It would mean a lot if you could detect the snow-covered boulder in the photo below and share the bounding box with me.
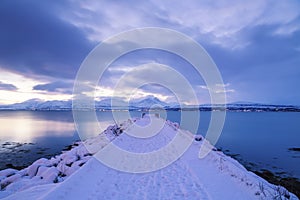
[0,116,298,200]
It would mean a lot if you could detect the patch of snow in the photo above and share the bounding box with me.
[0,117,298,200]
[0,120,124,199]
[0,169,17,178]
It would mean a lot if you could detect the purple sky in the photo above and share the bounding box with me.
[0,0,299,105]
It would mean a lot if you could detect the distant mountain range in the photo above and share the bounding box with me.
[0,96,179,111]
[0,97,299,112]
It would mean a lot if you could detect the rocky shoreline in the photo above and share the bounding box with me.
[221,150,300,198]
[1,145,299,199]
[0,122,299,199]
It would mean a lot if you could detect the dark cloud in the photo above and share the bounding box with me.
[202,24,300,104]
[0,0,300,105]
[0,0,94,79]
[0,81,18,91]
[33,81,73,94]
[105,48,205,85]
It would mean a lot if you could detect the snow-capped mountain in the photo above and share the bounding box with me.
[0,96,176,110]
[129,96,169,108]
[0,98,299,111]
[0,99,72,110]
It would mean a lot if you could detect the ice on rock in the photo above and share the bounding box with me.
[71,157,89,168]
[0,121,124,198]
[0,169,17,177]
[26,165,39,178]
[173,122,180,129]
[4,178,33,193]
[33,158,51,166]
[17,169,27,177]
[49,157,59,166]
[195,135,203,141]
[56,162,69,176]
[0,116,299,200]
[1,174,22,188]
[0,176,5,182]
[39,167,59,182]
[60,152,78,166]
[65,165,79,177]
[27,158,53,177]
[165,120,180,131]
[74,145,89,159]
[36,166,49,177]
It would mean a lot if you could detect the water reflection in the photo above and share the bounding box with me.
[0,111,80,169]
[0,111,299,180]
[0,111,75,142]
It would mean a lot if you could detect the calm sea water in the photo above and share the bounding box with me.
[0,111,299,179]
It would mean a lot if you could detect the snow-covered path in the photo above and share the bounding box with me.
[37,156,210,200]
[40,117,211,200]
[2,116,298,199]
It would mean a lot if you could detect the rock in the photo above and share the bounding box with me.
[57,162,69,176]
[65,165,80,177]
[195,136,203,141]
[60,153,78,166]
[73,147,88,160]
[0,169,17,177]
[288,147,300,152]
[27,164,40,178]
[1,174,22,189]
[173,122,180,129]
[40,167,59,182]
[71,157,89,168]
[27,158,52,177]
[36,166,49,177]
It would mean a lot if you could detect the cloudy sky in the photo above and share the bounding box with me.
[0,0,300,105]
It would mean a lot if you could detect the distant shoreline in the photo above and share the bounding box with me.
[1,98,300,112]
[1,106,300,112]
